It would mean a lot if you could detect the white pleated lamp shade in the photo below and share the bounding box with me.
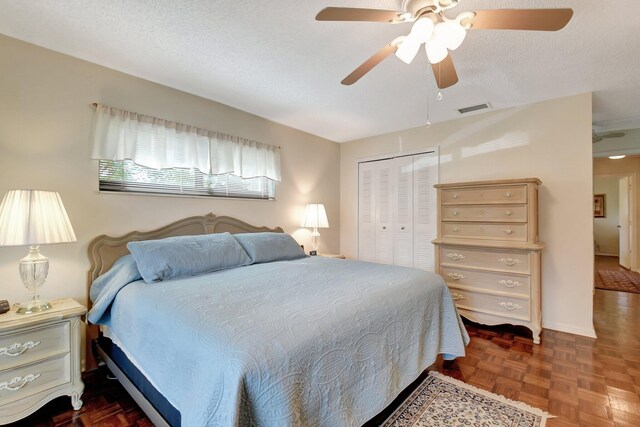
[0,190,77,246]
[301,204,329,229]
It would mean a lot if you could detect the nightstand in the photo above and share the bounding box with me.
[319,254,346,259]
[0,298,86,424]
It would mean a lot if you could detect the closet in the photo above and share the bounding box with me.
[358,151,438,271]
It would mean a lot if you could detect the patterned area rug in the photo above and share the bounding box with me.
[383,371,550,427]
[597,269,640,293]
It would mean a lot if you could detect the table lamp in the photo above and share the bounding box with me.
[0,190,76,314]
[301,203,329,253]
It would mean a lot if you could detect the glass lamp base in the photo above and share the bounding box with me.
[17,299,52,315]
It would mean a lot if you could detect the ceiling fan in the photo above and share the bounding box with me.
[593,131,626,143]
[316,0,574,89]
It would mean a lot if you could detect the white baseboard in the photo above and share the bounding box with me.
[595,252,619,257]
[542,321,597,339]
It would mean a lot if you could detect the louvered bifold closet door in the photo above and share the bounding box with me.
[393,156,414,267]
[358,162,376,262]
[413,152,438,271]
[374,161,394,265]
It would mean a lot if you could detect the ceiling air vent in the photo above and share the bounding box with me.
[458,103,492,114]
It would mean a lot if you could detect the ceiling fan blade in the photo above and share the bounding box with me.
[464,9,574,31]
[341,44,397,86]
[603,132,626,139]
[431,54,458,89]
[592,136,603,143]
[316,7,404,23]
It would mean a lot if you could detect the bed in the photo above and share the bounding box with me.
[86,213,469,426]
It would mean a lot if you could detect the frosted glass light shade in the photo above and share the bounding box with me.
[0,190,77,246]
[435,21,466,50]
[410,18,435,44]
[425,38,448,64]
[301,204,329,229]
[395,36,421,64]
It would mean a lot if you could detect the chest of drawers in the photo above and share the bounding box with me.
[433,178,544,344]
[0,298,86,424]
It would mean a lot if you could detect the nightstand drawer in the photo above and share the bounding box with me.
[0,353,70,405]
[0,322,70,369]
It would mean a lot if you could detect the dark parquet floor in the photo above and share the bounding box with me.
[11,256,640,426]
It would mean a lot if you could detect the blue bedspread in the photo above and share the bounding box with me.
[89,257,469,426]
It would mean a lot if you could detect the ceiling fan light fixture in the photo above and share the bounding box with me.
[410,17,435,43]
[395,36,421,64]
[425,38,448,64]
[435,20,466,50]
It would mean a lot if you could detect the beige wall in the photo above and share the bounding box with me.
[593,176,620,255]
[341,93,595,337]
[593,157,640,271]
[0,35,340,310]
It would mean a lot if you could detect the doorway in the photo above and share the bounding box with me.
[594,173,639,293]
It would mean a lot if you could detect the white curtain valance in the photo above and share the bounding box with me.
[91,104,281,181]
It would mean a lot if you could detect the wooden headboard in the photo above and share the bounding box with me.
[85,213,283,370]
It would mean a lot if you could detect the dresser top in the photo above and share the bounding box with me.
[0,298,86,332]
[434,177,542,188]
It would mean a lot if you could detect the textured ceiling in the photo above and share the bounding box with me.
[0,0,639,142]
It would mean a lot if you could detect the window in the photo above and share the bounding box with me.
[99,160,276,200]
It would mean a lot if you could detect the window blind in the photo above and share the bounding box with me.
[99,160,275,200]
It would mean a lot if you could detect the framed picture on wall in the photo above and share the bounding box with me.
[594,194,606,218]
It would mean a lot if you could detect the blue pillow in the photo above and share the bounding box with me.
[127,232,252,283]
[233,232,306,264]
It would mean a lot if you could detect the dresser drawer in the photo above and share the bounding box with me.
[448,288,530,321]
[0,322,70,370]
[441,267,530,295]
[442,205,527,223]
[0,354,70,405]
[439,247,530,274]
[441,185,527,205]
[442,222,527,241]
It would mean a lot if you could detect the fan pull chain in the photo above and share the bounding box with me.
[425,75,432,127]
[437,61,444,101]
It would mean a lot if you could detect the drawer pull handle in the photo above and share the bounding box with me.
[0,341,41,357]
[446,272,465,281]
[452,211,459,216]
[505,192,512,198]
[499,258,521,266]
[505,210,512,216]
[452,227,461,233]
[505,229,513,235]
[498,280,523,288]
[0,374,41,391]
[447,253,465,261]
[451,292,466,301]
[452,193,459,199]
[499,302,521,311]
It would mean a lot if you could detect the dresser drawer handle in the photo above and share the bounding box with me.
[446,272,465,281]
[499,302,521,311]
[498,280,522,288]
[452,211,459,216]
[451,292,466,301]
[447,253,465,261]
[505,229,513,235]
[452,193,459,199]
[505,192,512,198]
[452,227,461,233]
[0,374,41,391]
[498,258,521,266]
[505,210,512,216]
[0,341,41,357]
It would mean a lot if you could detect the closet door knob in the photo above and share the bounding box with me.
[382,226,387,230]
[400,226,405,230]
